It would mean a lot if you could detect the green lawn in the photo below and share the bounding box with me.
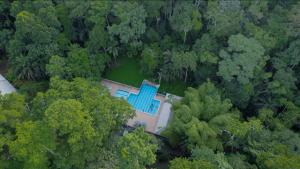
[104,57,187,96]
[104,57,150,88]
[159,80,187,96]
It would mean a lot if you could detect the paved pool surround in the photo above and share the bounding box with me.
[101,79,173,134]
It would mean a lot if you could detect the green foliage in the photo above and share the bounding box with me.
[209,113,263,139]
[44,99,95,168]
[108,1,147,46]
[169,2,202,43]
[2,1,300,168]
[227,154,257,169]
[66,46,92,78]
[8,1,59,80]
[118,128,158,169]
[273,39,300,69]
[0,1,13,55]
[171,51,198,82]
[264,5,290,47]
[287,2,300,37]
[205,0,244,37]
[46,55,67,79]
[140,44,160,75]
[47,45,109,80]
[244,22,276,53]
[247,0,268,23]
[169,157,216,169]
[192,147,233,169]
[10,121,55,169]
[0,93,25,168]
[218,34,268,84]
[164,81,232,150]
[30,77,134,168]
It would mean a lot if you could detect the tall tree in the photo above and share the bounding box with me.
[163,81,231,150]
[108,1,147,47]
[30,77,134,168]
[218,34,268,84]
[9,121,55,169]
[117,128,158,169]
[44,99,95,168]
[0,1,13,56]
[0,93,25,168]
[169,1,202,43]
[8,7,59,80]
[140,44,160,76]
[205,0,244,37]
[172,51,198,82]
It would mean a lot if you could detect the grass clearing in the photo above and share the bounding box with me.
[104,57,150,88]
[104,57,187,96]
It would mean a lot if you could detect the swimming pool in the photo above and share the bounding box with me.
[115,89,129,99]
[127,83,160,116]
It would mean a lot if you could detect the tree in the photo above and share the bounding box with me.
[66,45,91,78]
[273,39,300,70]
[9,121,55,169]
[172,51,198,82]
[259,154,300,169]
[46,45,109,80]
[244,22,277,53]
[30,77,134,168]
[169,157,216,169]
[205,0,244,37]
[192,33,219,84]
[227,154,257,169]
[247,0,268,23]
[169,158,192,169]
[142,0,164,23]
[85,1,112,58]
[192,147,233,169]
[140,44,160,76]
[222,80,254,109]
[169,1,202,43]
[209,113,263,139]
[44,99,95,168]
[108,1,147,46]
[0,0,13,56]
[8,10,59,80]
[32,77,134,130]
[46,55,68,79]
[0,93,25,168]
[287,1,300,37]
[218,34,268,84]
[117,128,158,169]
[8,1,60,80]
[163,81,231,150]
[264,5,289,47]
[276,99,300,129]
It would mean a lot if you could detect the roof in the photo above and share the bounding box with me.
[0,74,16,95]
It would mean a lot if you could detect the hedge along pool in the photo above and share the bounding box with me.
[114,83,161,116]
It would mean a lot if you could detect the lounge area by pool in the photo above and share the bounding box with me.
[114,82,160,116]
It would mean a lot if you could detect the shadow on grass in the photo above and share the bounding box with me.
[104,57,187,96]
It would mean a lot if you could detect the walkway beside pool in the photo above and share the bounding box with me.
[101,79,181,134]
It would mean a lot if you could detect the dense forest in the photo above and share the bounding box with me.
[0,0,300,169]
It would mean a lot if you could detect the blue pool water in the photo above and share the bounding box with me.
[127,83,160,116]
[114,83,161,116]
[115,89,129,99]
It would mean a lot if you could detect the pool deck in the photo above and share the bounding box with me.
[101,79,177,134]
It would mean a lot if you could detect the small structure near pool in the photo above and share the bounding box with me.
[102,79,181,135]
[0,74,16,95]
